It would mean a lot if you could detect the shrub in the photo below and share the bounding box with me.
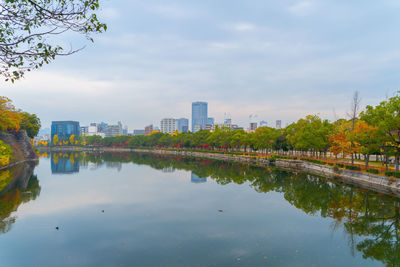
[385,171,400,178]
[301,158,327,165]
[345,165,361,171]
[336,163,344,168]
[366,168,379,174]
[328,163,334,166]
[0,140,12,167]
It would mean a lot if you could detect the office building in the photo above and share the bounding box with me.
[192,101,208,132]
[207,117,215,125]
[259,121,268,127]
[133,130,145,135]
[105,121,123,137]
[145,125,154,135]
[80,126,89,135]
[51,121,80,143]
[177,118,189,133]
[249,122,258,131]
[276,120,282,129]
[161,118,177,134]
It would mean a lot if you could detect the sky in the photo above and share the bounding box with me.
[2,0,400,130]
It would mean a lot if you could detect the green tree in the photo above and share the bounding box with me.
[361,94,400,170]
[19,112,41,138]
[0,0,106,81]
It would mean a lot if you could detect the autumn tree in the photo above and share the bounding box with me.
[0,96,22,131]
[19,112,40,138]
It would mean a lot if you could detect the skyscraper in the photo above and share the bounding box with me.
[192,101,208,132]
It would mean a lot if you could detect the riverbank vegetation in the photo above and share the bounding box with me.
[0,96,41,168]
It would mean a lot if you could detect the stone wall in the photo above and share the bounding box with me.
[0,131,38,170]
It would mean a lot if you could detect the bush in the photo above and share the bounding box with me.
[328,162,334,166]
[336,163,344,168]
[345,165,361,171]
[0,140,12,167]
[366,168,379,174]
[385,171,400,178]
[301,158,327,165]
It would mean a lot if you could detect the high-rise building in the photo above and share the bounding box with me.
[145,125,154,135]
[51,121,80,143]
[276,120,282,129]
[177,118,189,133]
[207,117,215,125]
[192,101,208,132]
[259,121,268,127]
[160,118,177,134]
[249,122,258,131]
[80,126,89,135]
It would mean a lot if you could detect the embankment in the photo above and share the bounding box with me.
[0,131,38,170]
[39,147,400,197]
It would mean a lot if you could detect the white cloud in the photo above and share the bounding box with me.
[232,23,256,32]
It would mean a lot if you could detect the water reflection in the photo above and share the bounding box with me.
[81,152,400,266]
[38,151,400,266]
[0,162,40,234]
[191,173,207,183]
[51,152,79,174]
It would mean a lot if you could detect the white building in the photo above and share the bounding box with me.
[160,118,177,134]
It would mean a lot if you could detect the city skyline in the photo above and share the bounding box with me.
[1,0,396,130]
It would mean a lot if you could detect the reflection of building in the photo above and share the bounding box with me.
[51,153,79,174]
[162,167,175,173]
[191,173,207,183]
[51,121,80,142]
[192,101,208,132]
[160,118,177,134]
[177,118,189,133]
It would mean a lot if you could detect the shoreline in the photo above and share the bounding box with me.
[39,146,400,197]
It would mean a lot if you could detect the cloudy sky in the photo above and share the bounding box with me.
[2,0,400,130]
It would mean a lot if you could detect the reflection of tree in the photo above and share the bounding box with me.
[80,152,400,267]
[0,163,40,234]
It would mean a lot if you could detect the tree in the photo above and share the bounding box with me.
[0,0,106,81]
[347,91,362,164]
[0,96,22,131]
[52,134,58,146]
[351,121,380,167]
[19,112,40,138]
[361,93,400,170]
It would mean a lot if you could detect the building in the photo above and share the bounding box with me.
[249,122,258,132]
[276,120,282,129]
[80,126,89,135]
[259,121,268,127]
[145,125,154,135]
[191,173,207,183]
[177,118,189,133]
[160,118,177,134]
[133,129,145,135]
[105,121,123,137]
[51,121,80,143]
[192,101,208,132]
[207,117,215,125]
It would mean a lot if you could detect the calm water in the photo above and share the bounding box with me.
[0,152,399,267]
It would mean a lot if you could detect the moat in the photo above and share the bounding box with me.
[0,152,399,266]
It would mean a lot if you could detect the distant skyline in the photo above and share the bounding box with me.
[2,0,399,129]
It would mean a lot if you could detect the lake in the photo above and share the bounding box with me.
[0,151,398,267]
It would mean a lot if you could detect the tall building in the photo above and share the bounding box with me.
[145,125,153,135]
[160,118,177,134]
[276,120,282,129]
[51,121,80,143]
[259,121,268,127]
[207,117,215,125]
[80,126,89,135]
[192,101,208,132]
[177,118,189,133]
[133,130,145,135]
[249,122,258,131]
